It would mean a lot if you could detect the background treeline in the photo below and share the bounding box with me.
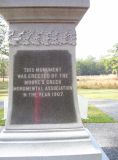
[76,56,107,75]
[0,16,8,82]
[76,45,118,89]
[76,43,118,77]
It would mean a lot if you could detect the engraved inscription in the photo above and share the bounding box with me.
[11,50,76,125]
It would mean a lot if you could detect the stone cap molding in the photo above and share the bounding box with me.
[0,0,89,8]
[0,0,89,23]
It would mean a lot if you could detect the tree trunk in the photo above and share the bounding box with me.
[2,73,4,82]
[117,70,118,78]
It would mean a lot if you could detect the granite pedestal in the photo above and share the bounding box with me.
[0,1,109,159]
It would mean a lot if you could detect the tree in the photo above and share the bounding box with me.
[103,43,118,77]
[96,60,106,75]
[0,16,9,81]
[76,56,106,76]
[0,59,8,82]
[0,16,9,57]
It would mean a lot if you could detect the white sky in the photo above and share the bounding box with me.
[76,0,118,60]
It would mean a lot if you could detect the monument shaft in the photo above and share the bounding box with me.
[0,1,107,159]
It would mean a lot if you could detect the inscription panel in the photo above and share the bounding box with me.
[11,50,76,124]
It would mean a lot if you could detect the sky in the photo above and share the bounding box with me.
[76,0,118,60]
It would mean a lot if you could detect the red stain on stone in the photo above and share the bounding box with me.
[33,91,41,123]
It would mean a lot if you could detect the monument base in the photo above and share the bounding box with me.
[0,128,109,160]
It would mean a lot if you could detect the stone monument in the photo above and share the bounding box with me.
[0,0,109,160]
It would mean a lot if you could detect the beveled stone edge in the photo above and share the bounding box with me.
[0,129,89,141]
[0,0,90,8]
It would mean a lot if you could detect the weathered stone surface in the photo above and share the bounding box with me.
[0,1,108,160]
[12,50,76,124]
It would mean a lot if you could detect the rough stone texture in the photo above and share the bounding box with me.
[9,29,76,46]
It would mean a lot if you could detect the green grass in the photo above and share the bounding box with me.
[82,105,116,123]
[78,89,118,99]
[0,82,7,125]
[0,81,8,100]
[0,108,5,126]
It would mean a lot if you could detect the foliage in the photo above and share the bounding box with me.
[82,105,116,123]
[76,43,118,76]
[0,59,8,82]
[76,55,106,76]
[102,43,118,77]
[0,17,9,81]
[0,16,9,56]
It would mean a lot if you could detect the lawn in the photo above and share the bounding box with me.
[78,89,118,99]
[82,105,116,123]
[0,81,8,100]
[0,108,5,126]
